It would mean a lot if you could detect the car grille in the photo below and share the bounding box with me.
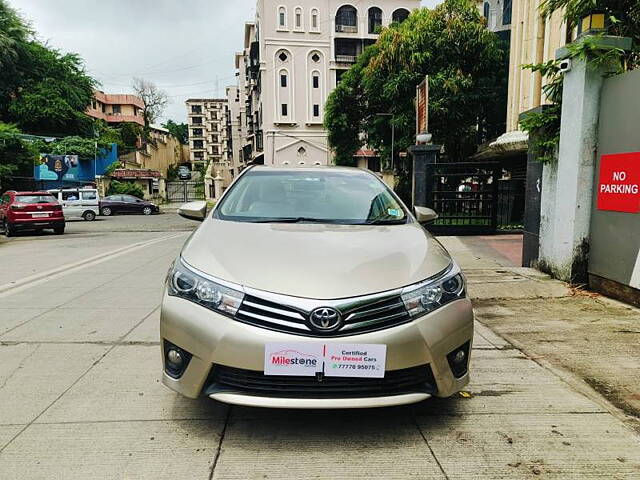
[235,290,412,337]
[204,364,436,398]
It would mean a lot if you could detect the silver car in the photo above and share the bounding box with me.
[161,166,473,408]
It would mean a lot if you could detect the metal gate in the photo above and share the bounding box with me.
[166,181,205,203]
[423,162,502,235]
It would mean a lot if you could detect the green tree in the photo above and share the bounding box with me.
[1,0,96,137]
[325,0,503,169]
[324,46,378,166]
[0,0,30,106]
[107,180,144,199]
[0,122,36,181]
[162,120,188,145]
[5,42,96,136]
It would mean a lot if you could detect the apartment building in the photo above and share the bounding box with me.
[185,98,229,166]
[86,90,145,126]
[234,1,420,166]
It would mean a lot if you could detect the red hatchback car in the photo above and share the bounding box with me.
[0,191,65,237]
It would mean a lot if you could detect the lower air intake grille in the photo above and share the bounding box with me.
[205,364,436,398]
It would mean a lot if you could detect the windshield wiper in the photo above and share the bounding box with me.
[364,218,408,225]
[250,217,340,224]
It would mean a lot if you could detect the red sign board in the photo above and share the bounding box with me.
[597,152,640,213]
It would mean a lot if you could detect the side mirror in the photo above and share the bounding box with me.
[178,201,208,222]
[414,206,438,224]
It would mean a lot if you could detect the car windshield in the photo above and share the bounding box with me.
[216,169,408,225]
[15,195,56,204]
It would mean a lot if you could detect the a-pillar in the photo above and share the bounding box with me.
[538,35,631,283]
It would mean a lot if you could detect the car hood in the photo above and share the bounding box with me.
[181,219,452,299]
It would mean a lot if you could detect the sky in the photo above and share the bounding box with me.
[8,0,439,125]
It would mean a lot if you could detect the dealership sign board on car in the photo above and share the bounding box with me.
[597,152,640,213]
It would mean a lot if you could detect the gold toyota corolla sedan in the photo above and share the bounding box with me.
[161,166,473,408]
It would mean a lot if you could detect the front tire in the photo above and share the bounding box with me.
[83,211,96,221]
[142,206,152,215]
[4,220,15,237]
[101,207,112,216]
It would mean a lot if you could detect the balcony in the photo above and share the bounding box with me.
[335,54,356,64]
[335,24,358,33]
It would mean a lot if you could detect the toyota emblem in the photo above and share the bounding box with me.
[308,307,342,332]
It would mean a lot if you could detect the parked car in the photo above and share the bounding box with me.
[99,195,159,216]
[0,190,65,237]
[48,188,100,221]
[178,166,192,180]
[161,166,473,409]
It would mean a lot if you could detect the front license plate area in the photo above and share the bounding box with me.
[264,343,386,378]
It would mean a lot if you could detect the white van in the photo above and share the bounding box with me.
[48,188,100,221]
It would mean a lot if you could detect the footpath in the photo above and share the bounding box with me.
[440,234,640,433]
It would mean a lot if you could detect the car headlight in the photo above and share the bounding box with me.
[167,258,244,315]
[401,263,466,318]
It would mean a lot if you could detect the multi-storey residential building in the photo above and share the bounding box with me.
[86,90,145,126]
[185,98,229,166]
[226,84,246,178]
[234,1,420,167]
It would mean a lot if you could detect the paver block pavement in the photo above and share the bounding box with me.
[417,413,640,479]
[0,419,222,479]
[213,414,446,479]
[0,343,109,425]
[0,307,157,343]
[37,345,228,424]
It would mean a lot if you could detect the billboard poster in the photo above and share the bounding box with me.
[35,155,81,181]
[416,75,429,135]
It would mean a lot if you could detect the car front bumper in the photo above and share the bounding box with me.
[160,293,473,408]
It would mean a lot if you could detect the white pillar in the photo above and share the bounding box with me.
[538,36,631,282]
[213,173,224,200]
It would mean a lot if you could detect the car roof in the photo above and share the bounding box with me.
[12,191,55,195]
[249,165,367,174]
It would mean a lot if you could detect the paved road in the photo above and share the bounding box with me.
[0,218,639,478]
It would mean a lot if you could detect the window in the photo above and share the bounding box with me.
[279,52,288,62]
[192,128,203,137]
[312,75,319,88]
[212,135,219,143]
[311,9,319,31]
[81,191,97,201]
[336,69,347,84]
[278,6,287,29]
[483,2,490,18]
[192,117,203,125]
[112,105,121,114]
[311,53,320,63]
[368,7,383,34]
[194,151,204,159]
[191,105,202,114]
[193,140,204,149]
[281,104,288,116]
[295,7,302,29]
[313,104,320,117]
[62,191,80,201]
[336,5,357,29]
[392,8,410,24]
[503,0,512,25]
[281,73,288,87]
[216,170,408,225]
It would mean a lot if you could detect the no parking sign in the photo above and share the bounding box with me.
[597,152,640,213]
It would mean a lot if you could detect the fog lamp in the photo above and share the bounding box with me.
[453,350,466,364]
[167,349,183,367]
